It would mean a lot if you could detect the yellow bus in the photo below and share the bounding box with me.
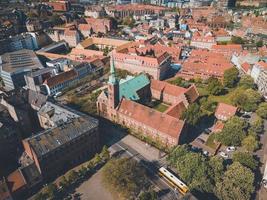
[159,167,189,195]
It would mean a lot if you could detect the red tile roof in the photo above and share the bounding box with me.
[215,103,238,121]
[118,98,185,139]
[44,70,78,88]
[257,61,267,70]
[151,79,187,97]
[7,169,26,193]
[185,85,199,103]
[211,121,224,133]
[164,101,186,119]
[241,62,251,73]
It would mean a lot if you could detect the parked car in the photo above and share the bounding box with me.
[226,146,236,152]
[203,151,209,156]
[219,152,229,159]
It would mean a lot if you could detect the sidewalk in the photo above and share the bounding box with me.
[258,120,267,200]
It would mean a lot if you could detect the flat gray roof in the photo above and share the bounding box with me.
[27,116,98,157]
[0,49,43,74]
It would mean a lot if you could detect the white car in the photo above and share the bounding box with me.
[219,152,229,159]
[226,146,236,152]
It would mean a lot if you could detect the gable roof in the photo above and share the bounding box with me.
[44,70,78,88]
[117,98,185,139]
[164,101,186,119]
[119,74,150,101]
[215,103,238,120]
[151,79,187,97]
[185,85,199,103]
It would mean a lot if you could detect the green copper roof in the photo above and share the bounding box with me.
[119,74,150,101]
[108,57,118,85]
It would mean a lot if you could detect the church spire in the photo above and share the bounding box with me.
[108,55,118,85]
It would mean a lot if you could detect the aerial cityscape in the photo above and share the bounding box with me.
[0,0,267,200]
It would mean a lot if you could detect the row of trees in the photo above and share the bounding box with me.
[167,145,256,200]
[216,116,263,152]
[102,158,152,200]
[34,146,110,200]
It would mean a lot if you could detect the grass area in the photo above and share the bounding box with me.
[206,134,218,149]
[153,103,169,112]
[197,85,241,106]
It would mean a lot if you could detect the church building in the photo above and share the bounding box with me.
[97,59,199,146]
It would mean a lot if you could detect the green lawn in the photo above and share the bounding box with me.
[153,103,169,112]
[206,133,218,149]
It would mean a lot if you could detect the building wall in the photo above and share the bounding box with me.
[191,40,216,49]
[256,70,267,98]
[117,112,179,146]
[113,55,171,80]
[32,127,99,180]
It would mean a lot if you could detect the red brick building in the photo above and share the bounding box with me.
[176,49,233,80]
[47,1,70,12]
[97,61,199,146]
[78,18,113,36]
[151,80,199,106]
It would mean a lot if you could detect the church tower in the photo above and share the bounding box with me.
[108,57,119,110]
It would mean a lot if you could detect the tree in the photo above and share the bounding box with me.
[256,40,263,47]
[256,102,267,119]
[68,170,79,183]
[216,162,255,200]
[182,103,203,126]
[206,77,223,95]
[100,145,110,161]
[167,145,190,166]
[44,183,58,199]
[223,67,239,88]
[58,176,69,189]
[102,158,147,198]
[232,152,259,170]
[93,153,102,165]
[139,190,157,200]
[250,116,264,133]
[208,156,224,183]
[232,88,262,111]
[168,77,190,88]
[238,75,256,89]
[122,16,135,28]
[216,116,247,146]
[175,152,213,193]
[242,134,259,152]
[168,146,213,193]
[199,97,217,114]
[231,36,245,44]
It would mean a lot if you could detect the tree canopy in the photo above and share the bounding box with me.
[256,102,267,119]
[182,103,203,125]
[238,75,256,89]
[250,116,264,134]
[232,88,262,111]
[232,152,259,170]
[241,134,259,152]
[167,145,216,194]
[206,77,223,95]
[223,67,239,88]
[216,116,247,146]
[102,158,147,199]
[216,162,255,200]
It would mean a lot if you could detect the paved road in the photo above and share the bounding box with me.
[258,120,267,200]
[109,135,182,200]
